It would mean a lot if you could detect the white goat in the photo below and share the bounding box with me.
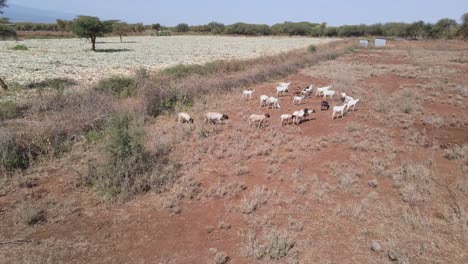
[323,90,336,100]
[278,82,291,88]
[249,114,270,128]
[177,112,194,124]
[280,114,293,126]
[260,95,270,107]
[344,95,354,104]
[292,108,315,125]
[205,112,229,124]
[315,85,331,97]
[276,85,289,96]
[332,104,347,120]
[266,97,281,109]
[292,95,305,105]
[346,98,360,112]
[242,90,255,100]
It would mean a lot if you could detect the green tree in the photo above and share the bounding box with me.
[175,23,190,32]
[70,16,105,51]
[135,23,145,33]
[113,22,131,42]
[456,13,468,40]
[56,19,69,31]
[432,18,458,39]
[151,23,161,31]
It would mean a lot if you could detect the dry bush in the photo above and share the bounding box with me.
[241,186,270,214]
[207,181,246,198]
[15,205,46,225]
[241,229,295,261]
[392,164,433,205]
[165,176,201,214]
[444,145,468,160]
[212,250,230,264]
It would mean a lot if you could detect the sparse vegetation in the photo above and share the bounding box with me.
[12,44,28,50]
[95,76,135,97]
[81,113,174,201]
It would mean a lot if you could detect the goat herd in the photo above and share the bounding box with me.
[177,82,360,128]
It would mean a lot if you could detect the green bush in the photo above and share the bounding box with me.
[307,45,317,53]
[25,78,77,90]
[0,128,30,171]
[81,113,176,201]
[95,76,135,97]
[161,63,216,78]
[12,44,28,51]
[0,101,19,121]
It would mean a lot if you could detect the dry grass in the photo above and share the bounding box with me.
[241,229,296,261]
[392,164,434,205]
[240,186,271,214]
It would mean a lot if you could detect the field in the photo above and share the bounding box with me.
[0,36,336,85]
[1,39,467,264]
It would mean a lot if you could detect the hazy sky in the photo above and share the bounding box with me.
[9,0,468,26]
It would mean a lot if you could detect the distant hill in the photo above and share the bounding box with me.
[1,4,77,23]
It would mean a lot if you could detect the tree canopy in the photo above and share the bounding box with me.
[70,16,105,51]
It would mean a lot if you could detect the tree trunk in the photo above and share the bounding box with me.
[91,36,96,51]
[0,77,8,90]
[120,34,122,43]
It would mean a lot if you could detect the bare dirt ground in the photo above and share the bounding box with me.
[1,40,467,264]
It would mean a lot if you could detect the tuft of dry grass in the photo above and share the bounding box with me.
[16,205,46,225]
[392,164,433,205]
[241,186,270,214]
[241,229,295,261]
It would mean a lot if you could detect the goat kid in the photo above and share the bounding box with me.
[249,114,270,128]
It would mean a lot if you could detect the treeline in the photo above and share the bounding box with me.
[1,13,467,39]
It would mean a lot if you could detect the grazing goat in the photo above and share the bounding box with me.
[177,112,194,124]
[249,114,270,128]
[293,95,305,105]
[332,104,347,120]
[321,101,330,111]
[260,95,270,107]
[278,82,291,88]
[280,114,293,126]
[344,95,354,104]
[205,112,229,124]
[266,96,281,109]
[346,98,360,112]
[292,108,315,125]
[315,85,331,97]
[276,85,289,96]
[301,85,314,97]
[340,92,347,102]
[242,90,255,100]
[323,90,336,100]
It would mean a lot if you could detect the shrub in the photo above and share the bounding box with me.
[0,128,30,171]
[444,145,467,160]
[307,44,317,53]
[81,113,175,201]
[12,44,28,50]
[241,186,270,214]
[174,23,190,32]
[0,101,19,120]
[95,76,135,98]
[17,206,46,225]
[25,78,77,90]
[0,24,17,40]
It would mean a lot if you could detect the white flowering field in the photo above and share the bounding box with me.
[0,36,336,85]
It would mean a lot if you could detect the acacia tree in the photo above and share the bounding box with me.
[113,22,131,43]
[70,16,105,51]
